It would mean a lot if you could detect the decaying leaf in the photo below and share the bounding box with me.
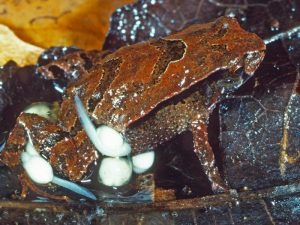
[0,61,61,134]
[104,0,300,50]
[102,0,300,196]
[0,24,43,66]
[37,48,110,83]
[0,1,298,224]
[219,38,300,190]
[0,0,134,50]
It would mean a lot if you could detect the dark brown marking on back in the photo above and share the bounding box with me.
[197,56,206,67]
[150,39,186,84]
[88,58,122,111]
[211,44,228,52]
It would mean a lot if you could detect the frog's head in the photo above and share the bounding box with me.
[206,17,266,94]
[214,50,265,94]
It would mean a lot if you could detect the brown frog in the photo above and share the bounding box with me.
[0,17,265,200]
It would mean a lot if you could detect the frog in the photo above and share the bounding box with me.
[0,16,265,200]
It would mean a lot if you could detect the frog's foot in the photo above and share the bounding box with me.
[210,171,228,193]
[191,121,228,193]
[74,95,131,157]
[18,172,70,201]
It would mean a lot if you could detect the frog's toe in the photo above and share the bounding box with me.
[18,172,70,201]
[211,181,229,194]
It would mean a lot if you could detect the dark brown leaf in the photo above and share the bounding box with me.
[104,0,300,50]
[0,2,299,224]
[0,61,61,134]
[219,37,300,190]
[103,0,300,194]
[37,48,110,84]
[1,182,300,223]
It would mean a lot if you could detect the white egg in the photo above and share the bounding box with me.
[22,155,53,184]
[74,96,132,157]
[21,152,31,164]
[132,151,155,174]
[25,141,39,156]
[98,157,132,187]
[119,141,132,156]
[96,126,131,157]
[24,102,51,119]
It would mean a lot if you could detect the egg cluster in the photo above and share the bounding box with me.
[21,99,155,200]
[21,139,96,200]
[74,95,155,187]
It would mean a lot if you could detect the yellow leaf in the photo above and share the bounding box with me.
[0,0,134,50]
[0,24,43,66]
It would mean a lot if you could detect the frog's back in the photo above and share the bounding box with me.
[91,17,265,131]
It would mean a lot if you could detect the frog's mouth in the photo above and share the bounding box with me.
[215,68,250,94]
[244,50,265,75]
[74,95,131,157]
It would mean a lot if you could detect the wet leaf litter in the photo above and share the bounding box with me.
[0,16,265,201]
[0,0,299,224]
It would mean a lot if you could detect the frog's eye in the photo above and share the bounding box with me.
[216,69,248,94]
[74,95,131,157]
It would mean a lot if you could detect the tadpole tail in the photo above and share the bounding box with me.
[74,95,102,152]
[52,176,97,200]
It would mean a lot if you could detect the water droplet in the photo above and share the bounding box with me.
[171,211,178,217]
[161,212,170,219]
[225,8,236,18]
[270,19,280,32]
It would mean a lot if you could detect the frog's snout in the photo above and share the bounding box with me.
[243,50,265,75]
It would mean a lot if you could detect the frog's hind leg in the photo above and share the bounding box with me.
[18,172,70,201]
[191,120,228,193]
[0,115,70,201]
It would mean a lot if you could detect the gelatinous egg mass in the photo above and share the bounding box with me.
[132,151,155,174]
[21,153,54,184]
[96,125,131,157]
[25,141,39,156]
[24,102,52,119]
[75,95,132,157]
[98,157,132,187]
[97,125,123,148]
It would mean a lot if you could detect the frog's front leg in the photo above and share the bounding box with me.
[191,120,228,193]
